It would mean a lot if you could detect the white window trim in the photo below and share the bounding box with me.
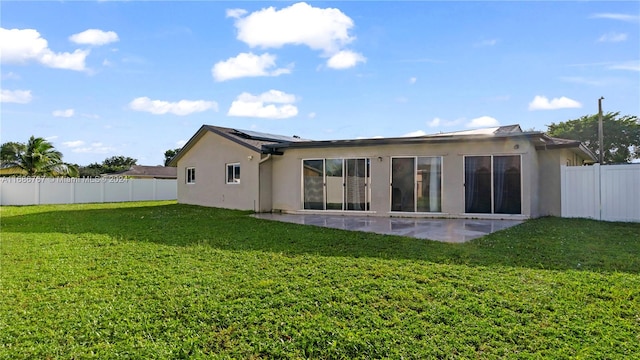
[186,167,195,184]
[226,163,240,184]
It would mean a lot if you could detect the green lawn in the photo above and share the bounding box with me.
[1,201,639,359]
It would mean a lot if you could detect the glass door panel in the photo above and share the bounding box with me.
[346,159,367,210]
[417,157,442,212]
[465,156,492,213]
[494,156,521,214]
[303,159,324,210]
[325,159,343,210]
[391,157,415,212]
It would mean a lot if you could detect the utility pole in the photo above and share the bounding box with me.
[598,97,604,164]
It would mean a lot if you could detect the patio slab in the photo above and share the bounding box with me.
[252,213,523,243]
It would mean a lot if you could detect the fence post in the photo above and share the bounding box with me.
[595,164,602,220]
[153,179,157,201]
[35,180,40,205]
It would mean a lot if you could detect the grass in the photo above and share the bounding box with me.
[1,201,639,359]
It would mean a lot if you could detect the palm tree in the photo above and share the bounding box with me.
[0,136,78,177]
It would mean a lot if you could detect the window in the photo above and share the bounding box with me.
[464,155,521,214]
[226,163,240,184]
[186,167,195,184]
[391,157,442,212]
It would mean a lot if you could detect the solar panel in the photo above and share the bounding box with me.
[234,129,308,143]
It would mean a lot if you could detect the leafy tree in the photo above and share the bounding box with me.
[164,148,181,166]
[1,142,26,163]
[101,156,137,173]
[547,112,640,164]
[0,136,78,176]
[77,162,104,177]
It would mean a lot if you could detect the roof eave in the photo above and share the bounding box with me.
[168,125,266,167]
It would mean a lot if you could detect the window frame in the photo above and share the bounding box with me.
[186,167,196,184]
[226,163,241,184]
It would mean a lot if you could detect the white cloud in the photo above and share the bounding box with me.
[226,8,248,19]
[528,95,582,110]
[71,142,115,154]
[52,109,75,117]
[176,140,187,147]
[308,112,317,119]
[69,29,119,46]
[0,28,89,71]
[326,50,366,69]
[212,52,291,81]
[474,39,498,47]
[409,77,417,84]
[1,71,20,80]
[230,2,364,69]
[233,2,354,53]
[227,89,298,119]
[427,117,463,127]
[62,140,115,154]
[590,13,640,22]
[598,32,627,42]
[609,61,640,72]
[402,130,427,137]
[1,89,32,104]
[63,140,85,148]
[466,116,499,128]
[129,97,218,116]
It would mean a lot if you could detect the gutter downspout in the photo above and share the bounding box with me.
[257,154,272,213]
[259,154,272,164]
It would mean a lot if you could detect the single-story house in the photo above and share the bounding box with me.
[168,124,595,219]
[102,165,177,179]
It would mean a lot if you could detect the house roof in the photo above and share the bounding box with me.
[169,124,597,166]
[534,136,597,162]
[105,165,177,178]
[167,125,309,166]
[263,124,542,152]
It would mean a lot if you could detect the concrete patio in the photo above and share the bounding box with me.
[252,213,524,243]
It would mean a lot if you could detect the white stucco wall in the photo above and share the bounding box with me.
[176,131,261,211]
[268,137,535,219]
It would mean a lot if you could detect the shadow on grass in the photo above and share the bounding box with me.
[3,203,639,274]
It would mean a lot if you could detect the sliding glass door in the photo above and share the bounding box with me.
[391,157,442,212]
[464,155,521,214]
[303,158,370,211]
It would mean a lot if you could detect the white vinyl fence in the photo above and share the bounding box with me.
[561,164,640,222]
[0,177,177,206]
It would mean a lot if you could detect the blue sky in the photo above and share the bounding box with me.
[1,1,638,166]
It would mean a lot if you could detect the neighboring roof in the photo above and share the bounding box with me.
[105,165,177,178]
[0,166,26,176]
[167,125,310,166]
